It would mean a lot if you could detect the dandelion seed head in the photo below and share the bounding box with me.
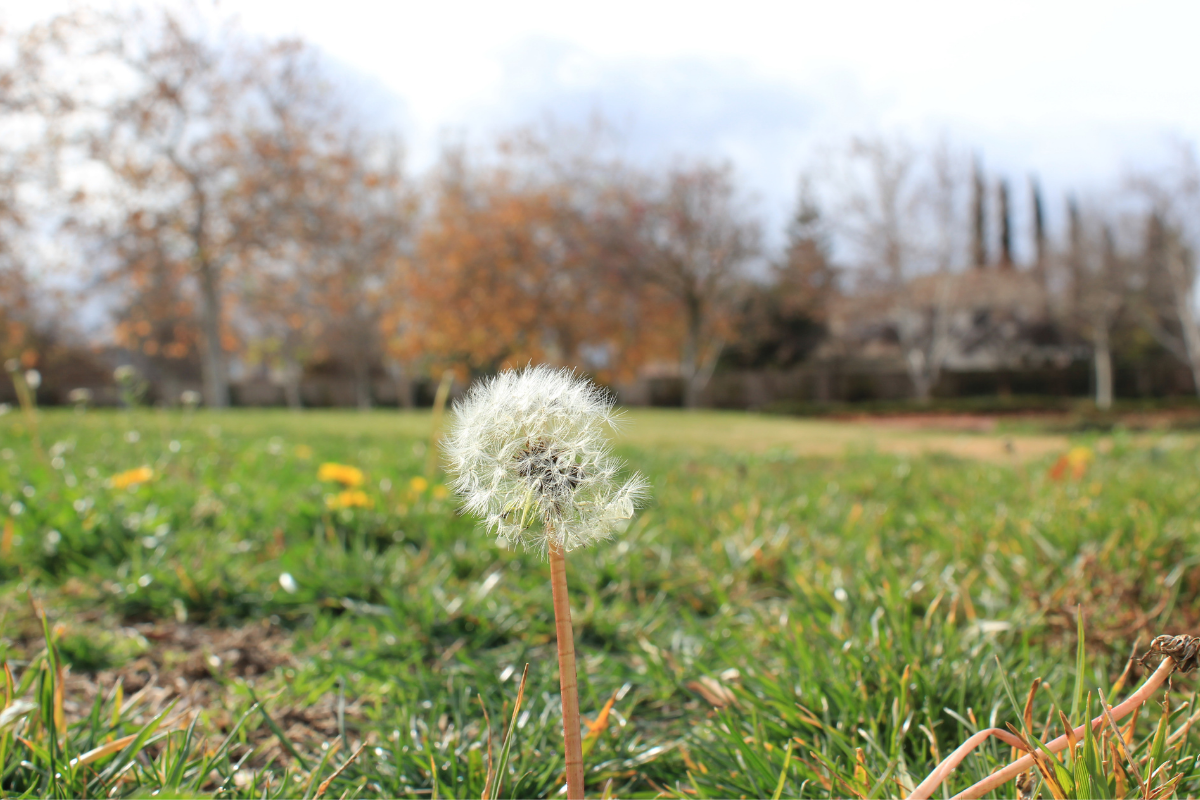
[444,365,649,554]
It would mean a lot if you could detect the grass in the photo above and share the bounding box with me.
[1,407,1199,798]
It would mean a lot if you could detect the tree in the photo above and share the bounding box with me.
[1031,176,1048,288]
[777,177,838,319]
[414,129,663,385]
[731,178,836,369]
[1131,143,1200,396]
[81,7,262,408]
[971,156,987,267]
[826,136,972,401]
[998,178,1013,268]
[637,161,760,407]
[0,18,70,363]
[1063,199,1129,409]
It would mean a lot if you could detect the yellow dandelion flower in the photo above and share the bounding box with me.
[110,466,154,489]
[318,462,364,486]
[326,489,374,510]
[409,476,429,493]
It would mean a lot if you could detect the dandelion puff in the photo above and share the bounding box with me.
[442,364,648,799]
[443,365,649,555]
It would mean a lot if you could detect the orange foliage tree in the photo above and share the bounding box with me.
[234,41,416,408]
[412,131,676,387]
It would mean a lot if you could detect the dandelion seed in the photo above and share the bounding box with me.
[279,572,298,594]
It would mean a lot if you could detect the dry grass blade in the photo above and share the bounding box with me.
[479,695,495,799]
[483,664,529,800]
[1057,711,1077,762]
[1167,704,1200,746]
[939,655,1179,800]
[314,742,366,800]
[1022,678,1040,737]
[68,734,139,767]
[1100,697,1148,795]
[1029,750,1067,800]
[53,655,66,736]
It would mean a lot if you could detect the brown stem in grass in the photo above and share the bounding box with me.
[549,542,585,799]
[907,657,1178,800]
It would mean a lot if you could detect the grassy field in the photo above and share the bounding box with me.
[1,408,1199,798]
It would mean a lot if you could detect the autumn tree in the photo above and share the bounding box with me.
[228,39,415,409]
[0,17,72,364]
[415,146,582,373]
[635,161,760,407]
[77,7,264,407]
[413,129,660,384]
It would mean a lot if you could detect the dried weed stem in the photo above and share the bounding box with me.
[907,656,1178,800]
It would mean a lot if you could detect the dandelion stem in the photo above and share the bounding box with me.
[549,542,585,799]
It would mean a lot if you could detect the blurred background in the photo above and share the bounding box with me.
[2,0,1200,412]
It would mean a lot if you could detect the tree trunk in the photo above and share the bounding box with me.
[906,348,934,403]
[1093,326,1113,410]
[197,260,229,409]
[353,354,372,410]
[191,186,228,409]
[680,297,703,409]
[387,360,416,409]
[1167,247,1200,397]
[282,354,302,410]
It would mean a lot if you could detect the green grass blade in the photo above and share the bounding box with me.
[770,739,793,800]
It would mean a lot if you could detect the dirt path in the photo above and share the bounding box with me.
[619,409,1069,463]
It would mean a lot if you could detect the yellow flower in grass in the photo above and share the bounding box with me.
[318,462,364,487]
[326,489,374,510]
[409,476,429,493]
[110,466,153,489]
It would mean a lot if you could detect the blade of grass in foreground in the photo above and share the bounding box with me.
[485,664,529,800]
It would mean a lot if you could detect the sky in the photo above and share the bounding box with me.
[9,0,1200,255]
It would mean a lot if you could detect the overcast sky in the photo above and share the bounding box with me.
[11,0,1200,253]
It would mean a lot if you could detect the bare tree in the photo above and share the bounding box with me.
[80,8,261,408]
[1131,143,1200,396]
[828,136,970,401]
[638,162,760,407]
[1063,200,1129,409]
[0,18,73,361]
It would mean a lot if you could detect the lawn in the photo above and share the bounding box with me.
[1,408,1199,798]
